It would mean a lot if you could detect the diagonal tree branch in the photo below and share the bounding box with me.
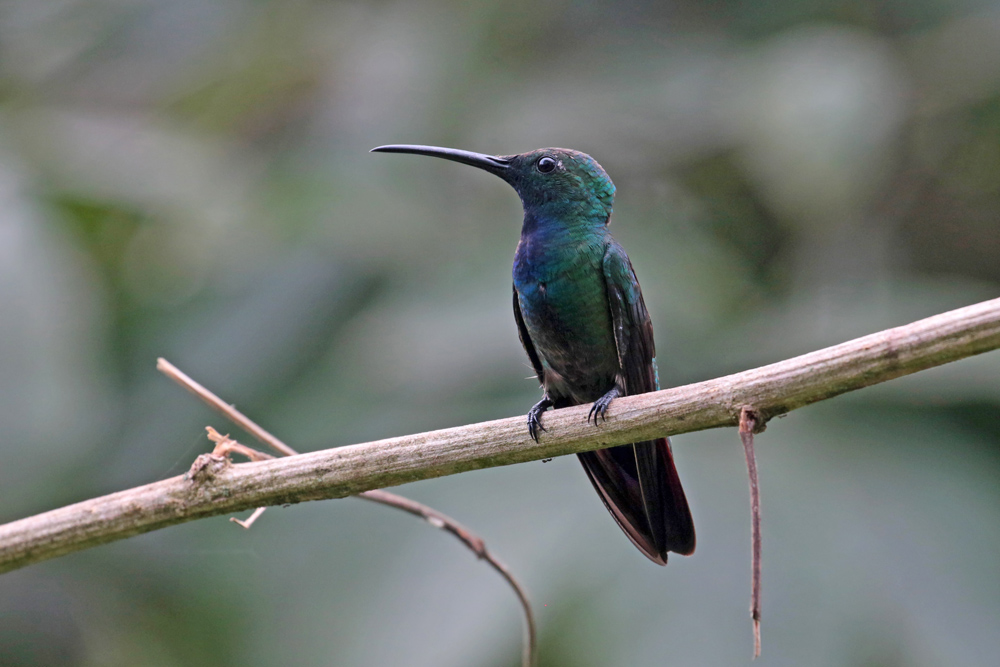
[156,358,537,667]
[1,297,999,576]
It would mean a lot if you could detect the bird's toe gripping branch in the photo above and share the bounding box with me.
[526,396,554,442]
[587,386,620,425]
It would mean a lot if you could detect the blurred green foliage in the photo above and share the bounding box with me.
[1,0,999,665]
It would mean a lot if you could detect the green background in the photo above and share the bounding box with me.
[1,1,999,665]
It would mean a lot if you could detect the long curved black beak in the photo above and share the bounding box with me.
[371,144,510,177]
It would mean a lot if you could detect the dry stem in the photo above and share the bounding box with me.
[740,408,763,659]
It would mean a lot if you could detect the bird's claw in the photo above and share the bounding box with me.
[588,388,619,425]
[587,400,608,425]
[527,396,553,443]
[528,394,552,442]
[527,412,547,442]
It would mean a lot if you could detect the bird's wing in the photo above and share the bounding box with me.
[603,241,657,394]
[512,284,545,383]
[599,241,695,557]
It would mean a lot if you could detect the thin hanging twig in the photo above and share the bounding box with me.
[359,488,536,667]
[739,407,763,658]
[156,358,537,667]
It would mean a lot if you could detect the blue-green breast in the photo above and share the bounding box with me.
[513,220,620,403]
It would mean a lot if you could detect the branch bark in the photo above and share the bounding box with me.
[2,297,1000,575]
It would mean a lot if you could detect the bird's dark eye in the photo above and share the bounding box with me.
[536,156,557,173]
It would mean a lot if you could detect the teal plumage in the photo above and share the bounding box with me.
[373,144,696,563]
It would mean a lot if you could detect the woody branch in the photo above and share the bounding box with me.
[1,296,999,576]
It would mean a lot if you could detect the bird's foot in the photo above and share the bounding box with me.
[527,396,554,442]
[588,386,620,425]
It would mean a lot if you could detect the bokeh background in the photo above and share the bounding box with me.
[2,1,999,665]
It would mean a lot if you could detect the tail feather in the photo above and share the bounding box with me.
[578,437,695,564]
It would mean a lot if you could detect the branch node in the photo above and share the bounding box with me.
[202,427,272,527]
[186,452,229,482]
[739,406,767,435]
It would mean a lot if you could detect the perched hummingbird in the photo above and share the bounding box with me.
[372,144,695,563]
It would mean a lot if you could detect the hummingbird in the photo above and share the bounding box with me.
[371,144,695,564]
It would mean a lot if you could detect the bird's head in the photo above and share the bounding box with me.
[372,145,616,224]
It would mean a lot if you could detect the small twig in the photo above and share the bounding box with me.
[157,360,296,457]
[205,426,275,462]
[739,407,763,659]
[231,507,267,529]
[156,358,537,667]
